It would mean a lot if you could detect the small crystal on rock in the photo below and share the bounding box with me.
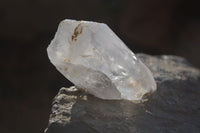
[47,19,156,100]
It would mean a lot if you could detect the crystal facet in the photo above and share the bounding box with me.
[47,19,157,100]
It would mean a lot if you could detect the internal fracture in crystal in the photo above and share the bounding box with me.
[47,19,157,100]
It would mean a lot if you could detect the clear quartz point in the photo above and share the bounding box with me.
[47,19,157,100]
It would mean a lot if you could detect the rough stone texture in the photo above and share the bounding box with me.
[45,54,200,133]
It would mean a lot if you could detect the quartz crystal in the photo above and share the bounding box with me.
[47,19,157,100]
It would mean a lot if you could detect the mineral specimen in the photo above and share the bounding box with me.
[47,19,156,100]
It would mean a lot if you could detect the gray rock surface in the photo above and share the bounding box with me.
[45,54,200,133]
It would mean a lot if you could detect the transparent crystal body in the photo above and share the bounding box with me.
[47,19,156,100]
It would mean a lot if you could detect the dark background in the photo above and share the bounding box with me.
[0,0,200,132]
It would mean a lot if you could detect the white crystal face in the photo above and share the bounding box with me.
[47,19,156,100]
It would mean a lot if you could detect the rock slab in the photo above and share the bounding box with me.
[45,54,200,133]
